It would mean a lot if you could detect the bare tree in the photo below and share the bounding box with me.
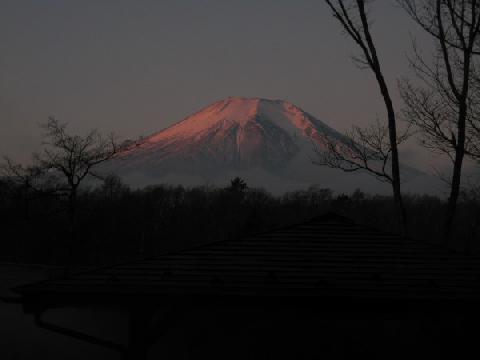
[2,117,122,266]
[398,0,480,241]
[314,119,410,184]
[321,0,407,234]
[34,117,121,221]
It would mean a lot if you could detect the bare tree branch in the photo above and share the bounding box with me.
[398,0,480,241]
[321,0,407,234]
[313,119,410,185]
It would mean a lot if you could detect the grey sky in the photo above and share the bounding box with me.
[0,0,444,171]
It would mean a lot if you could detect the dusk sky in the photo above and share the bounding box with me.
[0,0,449,172]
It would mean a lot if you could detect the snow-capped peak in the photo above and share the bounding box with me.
[144,97,339,146]
[104,97,428,195]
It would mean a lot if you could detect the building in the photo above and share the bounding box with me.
[11,213,480,359]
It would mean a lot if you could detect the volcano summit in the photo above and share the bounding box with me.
[106,97,427,194]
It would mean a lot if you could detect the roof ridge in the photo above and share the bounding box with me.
[308,212,355,224]
[12,212,354,292]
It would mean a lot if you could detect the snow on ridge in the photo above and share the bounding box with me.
[144,97,338,145]
[115,97,349,164]
[146,97,258,142]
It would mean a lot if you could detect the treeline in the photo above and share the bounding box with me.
[0,176,479,267]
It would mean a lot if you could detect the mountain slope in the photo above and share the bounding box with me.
[105,97,431,194]
[115,97,345,170]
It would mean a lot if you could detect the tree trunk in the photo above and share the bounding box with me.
[375,72,408,236]
[66,186,78,269]
[326,0,408,236]
[445,126,466,244]
[386,100,408,236]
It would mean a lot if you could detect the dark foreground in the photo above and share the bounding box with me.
[5,214,480,360]
[2,264,478,360]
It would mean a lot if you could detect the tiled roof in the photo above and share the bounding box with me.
[13,213,480,305]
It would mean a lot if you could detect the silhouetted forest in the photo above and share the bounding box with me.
[0,176,479,267]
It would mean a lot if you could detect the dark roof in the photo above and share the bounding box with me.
[13,213,480,308]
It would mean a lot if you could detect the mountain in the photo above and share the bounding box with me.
[105,97,434,194]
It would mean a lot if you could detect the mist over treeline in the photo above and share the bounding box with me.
[0,176,479,267]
